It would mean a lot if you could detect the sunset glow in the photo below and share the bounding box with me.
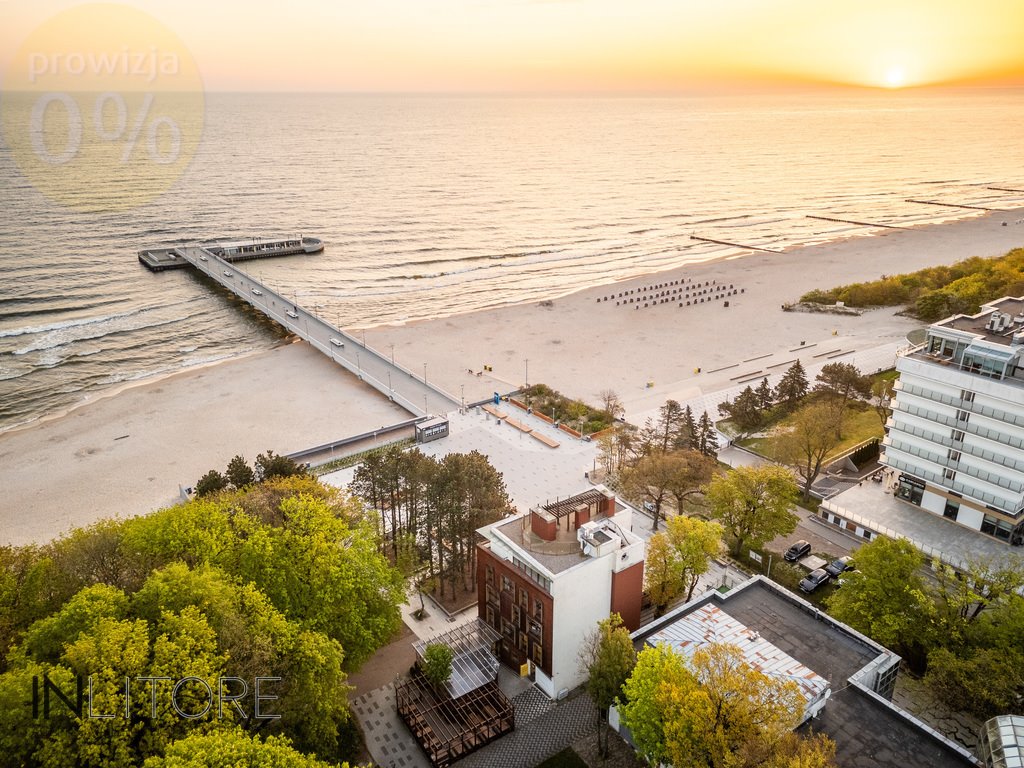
[2,0,1023,93]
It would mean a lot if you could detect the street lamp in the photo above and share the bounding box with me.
[423,363,427,385]
[389,344,395,365]
[460,384,465,411]
[357,351,362,379]
[525,358,529,387]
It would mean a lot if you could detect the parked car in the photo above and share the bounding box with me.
[251,288,263,296]
[330,338,345,347]
[798,568,831,593]
[824,556,855,578]
[223,270,233,277]
[286,310,298,319]
[784,540,811,562]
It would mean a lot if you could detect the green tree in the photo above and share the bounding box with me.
[644,532,685,617]
[579,613,637,757]
[826,537,935,664]
[925,646,1024,720]
[255,450,307,482]
[696,411,719,457]
[683,406,699,452]
[225,455,255,489]
[754,377,774,411]
[778,401,842,502]
[814,362,871,437]
[720,386,763,435]
[705,465,799,557]
[619,643,692,767]
[421,643,454,689]
[774,360,808,411]
[142,729,344,768]
[620,643,808,768]
[870,376,895,427]
[665,515,723,602]
[195,469,229,497]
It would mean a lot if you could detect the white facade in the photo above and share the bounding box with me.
[883,297,1024,546]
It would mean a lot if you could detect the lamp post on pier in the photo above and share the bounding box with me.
[525,359,529,387]
[423,363,427,385]
[389,344,395,365]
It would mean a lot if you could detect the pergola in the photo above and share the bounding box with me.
[399,620,515,767]
[539,488,607,521]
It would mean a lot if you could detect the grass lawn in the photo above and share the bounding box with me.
[739,404,884,464]
[536,748,589,768]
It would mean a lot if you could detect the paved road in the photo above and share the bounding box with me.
[180,246,460,417]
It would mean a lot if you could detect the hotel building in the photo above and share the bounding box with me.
[476,486,645,700]
[882,296,1024,546]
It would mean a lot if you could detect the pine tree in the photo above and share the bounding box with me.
[683,405,698,451]
[755,377,774,411]
[697,412,719,456]
[774,360,808,411]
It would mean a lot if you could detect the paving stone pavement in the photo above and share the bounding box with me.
[351,682,431,768]
[454,691,598,768]
[508,685,555,727]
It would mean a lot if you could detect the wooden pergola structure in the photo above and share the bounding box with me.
[397,620,515,767]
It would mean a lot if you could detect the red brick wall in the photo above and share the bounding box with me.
[610,561,644,631]
[531,512,557,541]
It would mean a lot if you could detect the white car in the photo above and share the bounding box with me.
[286,310,298,319]
[252,288,263,296]
[330,338,344,348]
[223,270,233,277]
[198,255,208,262]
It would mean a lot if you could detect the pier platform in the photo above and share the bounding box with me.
[138,236,323,271]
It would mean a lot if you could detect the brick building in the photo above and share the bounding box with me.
[476,486,645,699]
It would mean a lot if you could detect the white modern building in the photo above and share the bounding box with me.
[882,296,1024,546]
[476,486,646,699]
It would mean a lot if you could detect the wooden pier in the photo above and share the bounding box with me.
[690,235,781,253]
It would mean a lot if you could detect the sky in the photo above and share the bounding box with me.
[2,0,1024,93]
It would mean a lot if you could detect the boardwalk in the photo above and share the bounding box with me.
[178,246,460,417]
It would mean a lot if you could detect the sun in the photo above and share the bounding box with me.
[883,66,907,88]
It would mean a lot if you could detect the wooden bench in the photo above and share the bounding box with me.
[530,432,560,449]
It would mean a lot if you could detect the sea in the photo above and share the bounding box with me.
[1,89,1023,432]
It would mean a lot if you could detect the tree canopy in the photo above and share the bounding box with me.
[579,613,636,757]
[704,465,799,557]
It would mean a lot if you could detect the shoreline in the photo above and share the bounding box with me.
[349,207,1016,335]
[3,207,1023,545]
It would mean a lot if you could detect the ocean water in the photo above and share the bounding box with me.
[1,90,1023,431]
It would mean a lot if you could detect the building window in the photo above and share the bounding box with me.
[960,390,975,403]
[951,430,965,443]
[518,632,528,652]
[896,475,924,505]
[502,575,513,593]
[485,565,494,585]
[511,604,521,627]
[981,515,1012,542]
[947,449,961,463]
[944,468,957,482]
[486,605,496,629]
[501,618,514,639]
[533,598,543,621]
[486,584,497,606]
[943,499,960,520]
[519,587,528,609]
[532,643,543,666]
[956,409,970,423]
[529,620,541,637]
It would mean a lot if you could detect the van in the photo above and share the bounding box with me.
[330,338,345,348]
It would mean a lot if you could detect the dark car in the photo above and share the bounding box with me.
[784,540,811,562]
[799,568,831,593]
[824,556,855,578]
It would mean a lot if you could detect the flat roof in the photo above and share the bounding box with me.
[539,488,609,519]
[494,516,588,575]
[821,481,1021,571]
[934,296,1024,346]
[636,579,978,768]
[646,603,829,707]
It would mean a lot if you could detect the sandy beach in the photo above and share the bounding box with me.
[2,209,1022,545]
[0,342,408,546]
[366,209,1024,419]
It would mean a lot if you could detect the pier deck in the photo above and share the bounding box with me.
[175,246,460,418]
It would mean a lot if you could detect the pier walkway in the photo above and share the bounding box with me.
[177,246,460,417]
